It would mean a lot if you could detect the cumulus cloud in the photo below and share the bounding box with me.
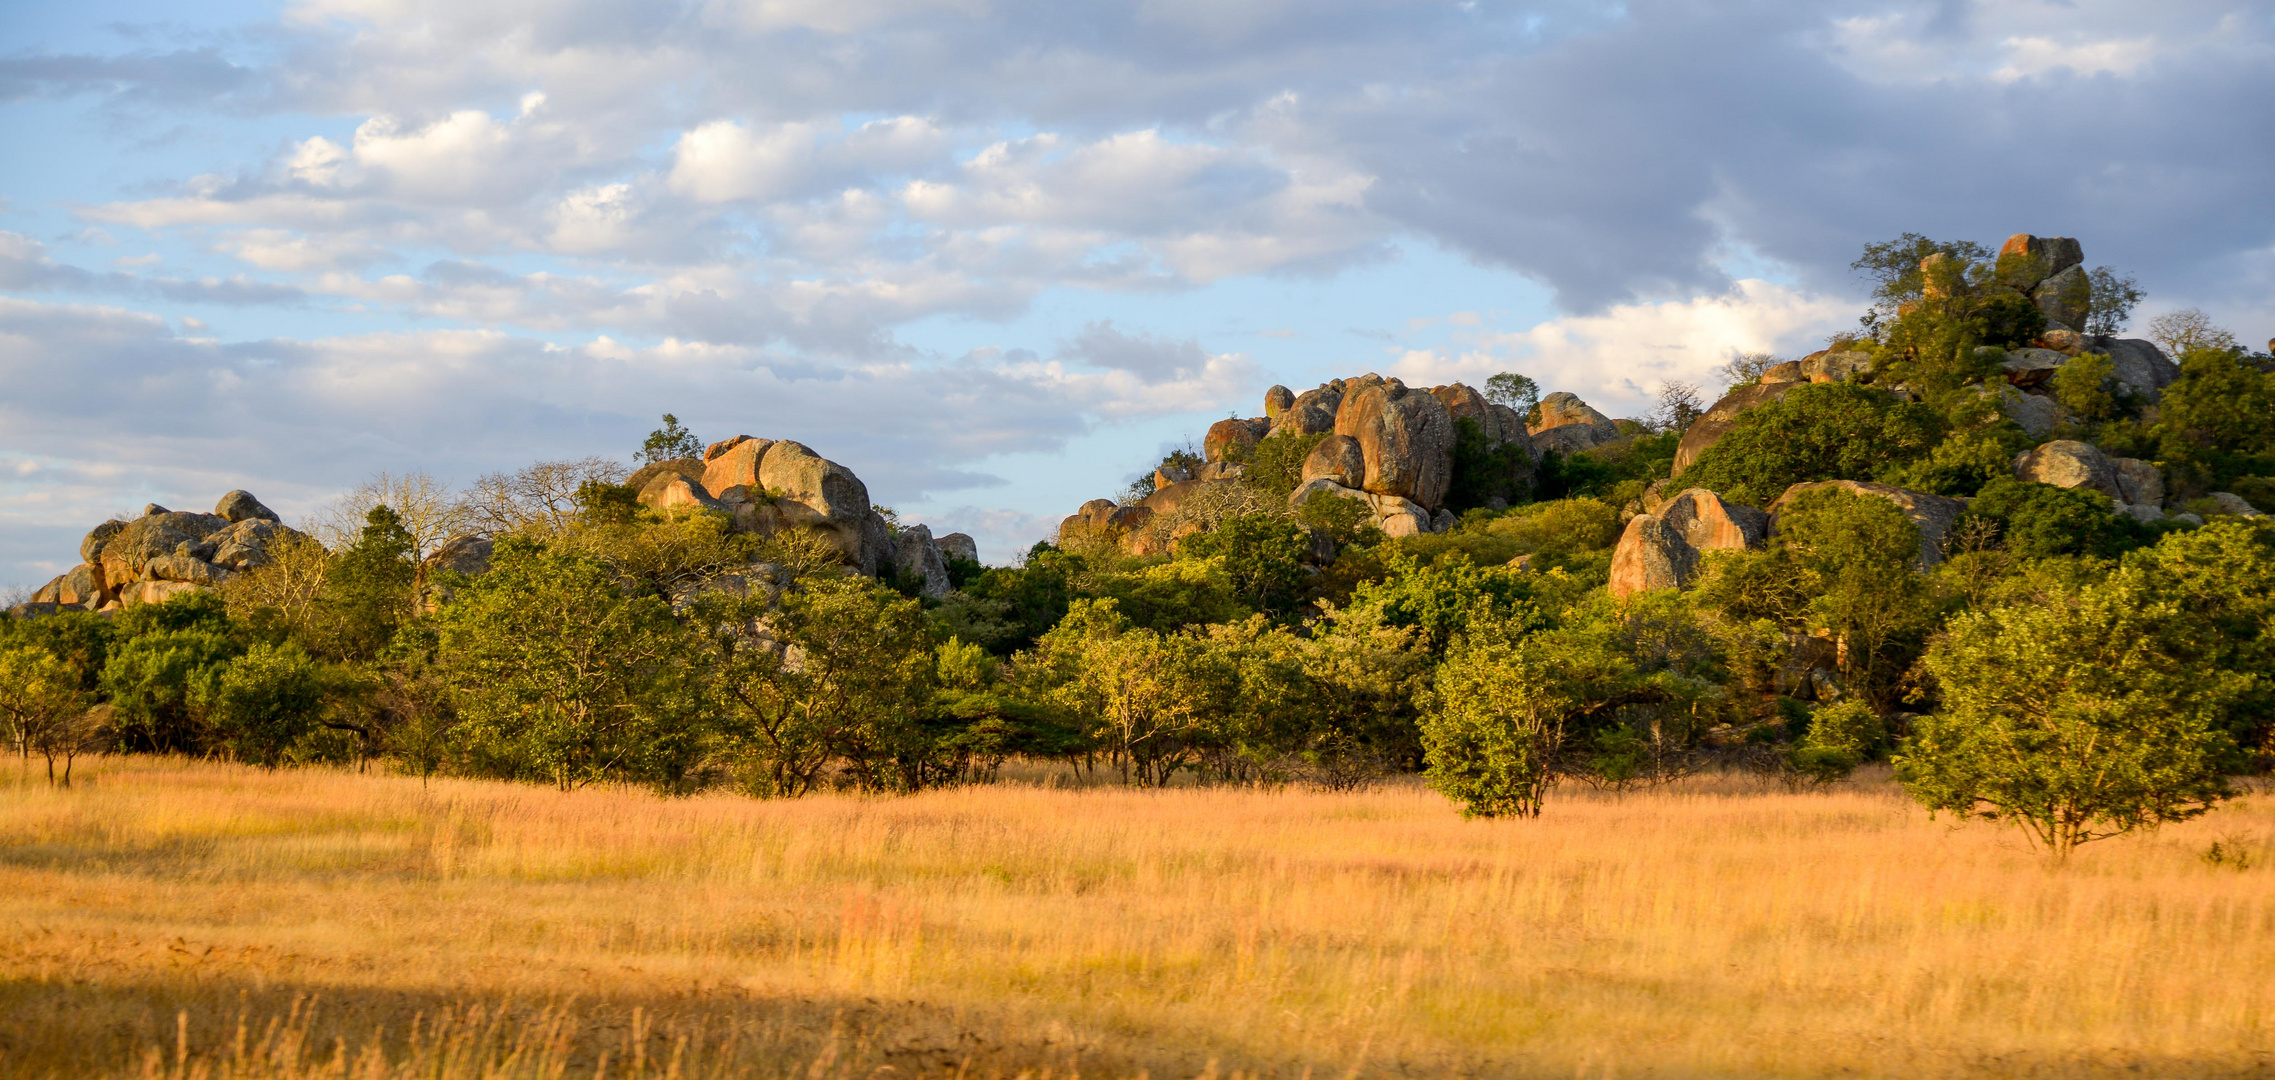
[1387,280,1856,417]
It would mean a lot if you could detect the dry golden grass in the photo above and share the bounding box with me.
[2,757,2272,1079]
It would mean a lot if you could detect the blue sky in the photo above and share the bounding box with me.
[4,0,2272,585]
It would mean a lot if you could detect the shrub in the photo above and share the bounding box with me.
[202,642,330,767]
[1675,382,1942,506]
[1958,478,2152,560]
[1241,431,1329,506]
[1444,417,1532,510]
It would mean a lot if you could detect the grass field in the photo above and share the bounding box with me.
[2,757,2272,1079]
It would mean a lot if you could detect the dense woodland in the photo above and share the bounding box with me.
[5,234,2273,861]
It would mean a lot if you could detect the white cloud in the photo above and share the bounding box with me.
[1388,280,1854,417]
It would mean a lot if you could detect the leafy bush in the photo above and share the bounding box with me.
[2156,347,2275,496]
[203,642,331,766]
[1177,512,1312,618]
[1675,382,1942,506]
[1444,417,1532,510]
[1958,478,2153,560]
[1241,431,1329,506]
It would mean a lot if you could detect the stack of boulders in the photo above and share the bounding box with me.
[1061,374,1548,556]
[1527,392,1626,455]
[624,435,974,598]
[2013,439,2259,525]
[14,491,308,616]
[1675,234,2179,471]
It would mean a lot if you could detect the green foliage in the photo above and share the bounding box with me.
[1421,606,1714,817]
[2083,267,2142,336]
[100,627,239,753]
[1241,431,1328,506]
[432,537,703,791]
[557,508,754,601]
[1675,382,1943,506]
[2051,352,2121,423]
[2116,519,2275,756]
[1783,700,1884,784]
[1295,491,1379,552]
[639,413,702,465]
[574,480,642,525]
[1774,488,1939,708]
[0,609,114,694]
[1883,426,2023,498]
[1485,372,1541,415]
[1029,599,1231,786]
[1852,233,1993,323]
[1344,552,1538,656]
[202,642,330,767]
[1090,559,1250,632]
[1175,512,1311,617]
[711,575,940,795]
[1900,577,2242,861]
[1444,417,1532,510]
[955,544,1085,654]
[313,505,418,662]
[2155,347,2275,496]
[1958,478,2152,560]
[0,645,91,782]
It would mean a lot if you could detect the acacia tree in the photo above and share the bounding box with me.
[0,646,92,785]
[1898,580,2242,862]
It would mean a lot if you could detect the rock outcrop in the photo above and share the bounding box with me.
[20,492,315,615]
[1530,392,1621,454]
[1334,380,1456,508]
[1607,488,1766,598]
[2013,439,2122,500]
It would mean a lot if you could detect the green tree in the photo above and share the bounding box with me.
[100,628,239,754]
[1031,599,1232,786]
[0,645,92,784]
[201,642,329,767]
[312,505,418,661]
[1444,417,1534,510]
[2115,519,2275,757]
[640,413,702,464]
[1899,579,2242,862]
[1777,487,1939,709]
[1485,372,1541,416]
[1421,621,1645,817]
[1852,233,1993,320]
[2154,347,2274,496]
[1176,512,1311,618]
[433,537,702,790]
[1240,431,1329,506]
[2050,351,2121,423]
[2083,267,2142,336]
[1675,381,1942,506]
[710,575,938,796]
[1343,552,1537,656]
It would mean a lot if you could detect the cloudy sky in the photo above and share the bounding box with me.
[3,0,2272,585]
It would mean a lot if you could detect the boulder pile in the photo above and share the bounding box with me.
[1673,234,2178,475]
[626,435,973,598]
[16,491,308,615]
[10,440,981,618]
[1060,374,1550,556]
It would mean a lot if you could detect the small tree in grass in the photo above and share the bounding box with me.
[0,646,93,785]
[1897,580,2242,862]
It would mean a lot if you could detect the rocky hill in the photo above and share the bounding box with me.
[12,435,979,616]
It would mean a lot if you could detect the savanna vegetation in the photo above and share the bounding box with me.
[5,235,2274,1077]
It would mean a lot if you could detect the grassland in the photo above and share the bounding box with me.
[2,757,2271,1079]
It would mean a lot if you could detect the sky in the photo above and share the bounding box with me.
[3,0,2273,586]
